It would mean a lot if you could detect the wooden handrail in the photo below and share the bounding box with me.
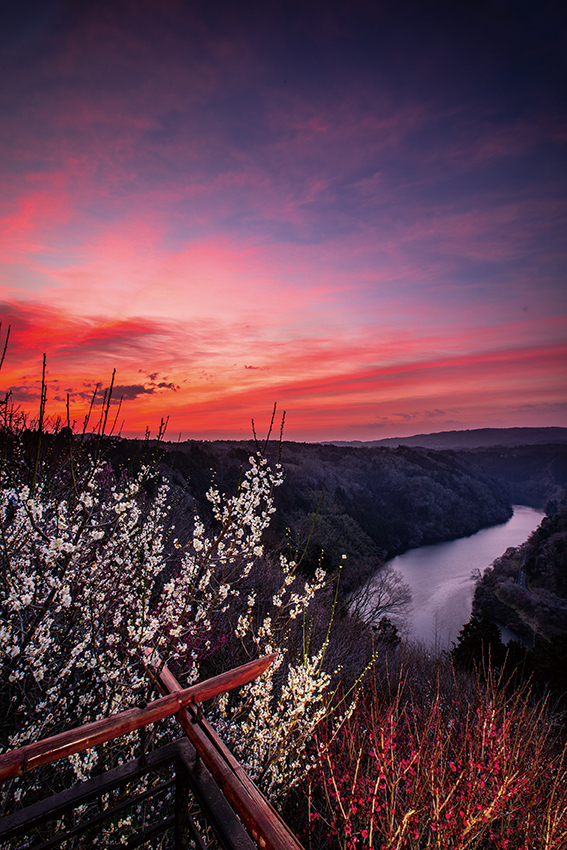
[150,656,306,850]
[0,654,276,782]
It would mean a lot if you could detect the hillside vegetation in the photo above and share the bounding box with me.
[461,444,567,508]
[325,428,567,509]
[474,493,567,642]
[119,438,513,593]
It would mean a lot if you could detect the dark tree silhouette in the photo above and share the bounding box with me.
[452,611,505,671]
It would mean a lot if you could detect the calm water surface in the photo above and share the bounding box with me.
[377,506,545,647]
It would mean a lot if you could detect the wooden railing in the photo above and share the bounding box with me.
[0,654,305,850]
[151,657,304,850]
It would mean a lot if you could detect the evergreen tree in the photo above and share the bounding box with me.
[452,611,505,671]
[373,615,401,647]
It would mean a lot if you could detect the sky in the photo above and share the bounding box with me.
[0,0,566,441]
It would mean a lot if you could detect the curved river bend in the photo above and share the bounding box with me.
[372,506,544,647]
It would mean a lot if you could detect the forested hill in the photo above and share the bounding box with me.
[320,428,567,512]
[325,431,567,509]
[111,439,512,591]
[456,444,567,509]
[324,426,567,450]
[474,495,567,641]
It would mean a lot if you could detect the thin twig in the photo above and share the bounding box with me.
[0,324,11,372]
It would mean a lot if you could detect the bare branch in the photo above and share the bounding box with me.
[348,566,411,627]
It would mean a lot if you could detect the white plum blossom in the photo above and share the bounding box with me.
[0,435,333,808]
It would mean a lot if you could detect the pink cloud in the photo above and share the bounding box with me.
[1,1,565,440]
[1,297,564,440]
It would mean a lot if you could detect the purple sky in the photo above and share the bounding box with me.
[1,0,566,439]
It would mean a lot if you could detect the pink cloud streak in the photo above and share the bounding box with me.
[1,299,564,439]
[1,0,565,438]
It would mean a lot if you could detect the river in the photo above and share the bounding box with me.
[373,505,545,648]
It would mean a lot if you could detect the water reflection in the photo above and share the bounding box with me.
[372,506,545,647]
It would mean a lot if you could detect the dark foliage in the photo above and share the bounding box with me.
[474,495,567,642]
[460,443,567,508]
[524,501,567,595]
[451,611,506,672]
[372,615,402,647]
[118,438,513,594]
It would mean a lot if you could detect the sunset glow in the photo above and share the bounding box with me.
[1,0,565,440]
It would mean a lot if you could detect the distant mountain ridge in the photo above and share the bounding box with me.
[324,427,567,450]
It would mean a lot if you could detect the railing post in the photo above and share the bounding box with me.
[175,761,191,850]
[150,658,307,850]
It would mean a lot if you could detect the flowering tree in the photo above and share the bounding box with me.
[0,393,331,811]
[300,662,567,850]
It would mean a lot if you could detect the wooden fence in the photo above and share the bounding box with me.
[0,654,305,850]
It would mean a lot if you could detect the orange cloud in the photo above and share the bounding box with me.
[1,298,564,440]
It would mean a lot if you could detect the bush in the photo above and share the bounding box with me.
[288,647,567,849]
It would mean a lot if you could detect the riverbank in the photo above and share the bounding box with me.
[375,506,545,646]
[474,500,567,641]
[143,438,513,592]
